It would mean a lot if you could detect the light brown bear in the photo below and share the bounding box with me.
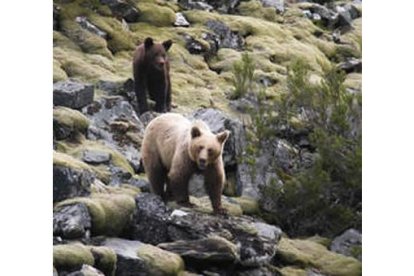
[141,113,230,214]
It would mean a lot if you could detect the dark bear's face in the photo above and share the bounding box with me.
[144,37,173,71]
[190,126,230,170]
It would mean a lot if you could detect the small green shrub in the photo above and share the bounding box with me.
[230,52,255,99]
[249,59,361,237]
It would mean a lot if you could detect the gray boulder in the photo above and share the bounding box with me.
[174,12,190,27]
[83,96,145,173]
[338,58,362,73]
[76,16,108,39]
[178,0,239,13]
[330,228,362,261]
[100,0,140,23]
[82,150,111,165]
[53,166,93,202]
[53,203,92,240]
[260,0,284,13]
[128,193,171,245]
[205,20,244,50]
[54,80,94,109]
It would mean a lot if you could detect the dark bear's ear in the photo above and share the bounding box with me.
[162,40,173,52]
[217,130,230,144]
[144,37,154,49]
[191,126,202,139]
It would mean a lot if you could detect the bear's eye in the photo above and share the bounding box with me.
[208,148,213,155]
[198,145,204,151]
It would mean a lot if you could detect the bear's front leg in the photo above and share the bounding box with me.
[135,77,149,114]
[168,167,194,208]
[204,161,227,215]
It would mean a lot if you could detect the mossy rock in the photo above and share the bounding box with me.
[55,193,136,236]
[89,246,117,276]
[306,235,331,248]
[53,151,93,172]
[232,196,259,215]
[54,59,69,82]
[344,73,362,91]
[53,243,95,272]
[276,266,308,276]
[55,136,135,183]
[136,3,176,27]
[276,238,362,276]
[53,106,90,133]
[136,244,185,275]
[189,196,243,216]
[237,0,279,22]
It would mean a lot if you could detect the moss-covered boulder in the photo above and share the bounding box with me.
[90,246,117,276]
[53,243,116,275]
[53,151,94,202]
[275,238,362,276]
[103,238,185,276]
[55,192,136,236]
[232,196,260,215]
[53,243,95,272]
[136,3,176,27]
[53,106,90,140]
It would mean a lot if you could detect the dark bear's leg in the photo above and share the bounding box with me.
[204,162,226,214]
[154,86,167,113]
[134,76,149,114]
[166,76,172,112]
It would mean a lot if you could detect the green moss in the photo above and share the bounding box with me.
[136,3,176,27]
[53,151,93,172]
[136,244,185,275]
[53,243,95,271]
[56,137,134,177]
[89,246,117,276]
[277,266,308,276]
[232,196,259,215]
[53,106,90,132]
[188,196,243,216]
[237,0,279,22]
[56,193,136,236]
[276,238,362,276]
[306,235,331,248]
[54,59,68,82]
[88,14,136,53]
[344,73,362,91]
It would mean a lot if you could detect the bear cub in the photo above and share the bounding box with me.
[141,113,230,214]
[133,37,173,115]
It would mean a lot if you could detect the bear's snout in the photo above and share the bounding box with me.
[198,158,207,170]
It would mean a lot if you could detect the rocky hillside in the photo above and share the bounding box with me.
[53,0,362,275]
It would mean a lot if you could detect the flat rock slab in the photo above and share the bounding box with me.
[54,80,94,109]
[82,150,111,164]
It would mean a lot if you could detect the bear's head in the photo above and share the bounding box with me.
[144,37,173,71]
[189,124,230,170]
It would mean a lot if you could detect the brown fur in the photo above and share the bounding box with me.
[141,113,230,214]
[133,37,172,114]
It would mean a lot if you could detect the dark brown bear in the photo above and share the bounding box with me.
[133,37,173,114]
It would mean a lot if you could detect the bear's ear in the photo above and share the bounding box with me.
[162,40,173,52]
[144,37,154,49]
[217,130,230,144]
[191,126,202,139]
